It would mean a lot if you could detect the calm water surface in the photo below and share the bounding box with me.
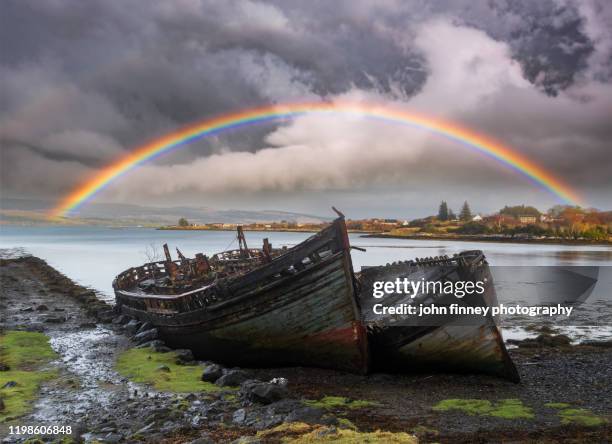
[2,225,612,342]
[2,225,611,299]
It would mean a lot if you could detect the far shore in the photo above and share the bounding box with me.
[157,226,376,234]
[362,233,612,246]
[156,226,612,246]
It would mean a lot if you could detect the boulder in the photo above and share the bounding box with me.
[548,334,571,346]
[36,304,49,311]
[232,408,247,424]
[286,405,326,424]
[134,328,158,344]
[124,319,142,335]
[174,349,195,365]
[0,363,10,371]
[136,322,153,334]
[201,364,224,383]
[103,432,123,443]
[2,381,18,389]
[519,333,571,348]
[97,310,115,323]
[134,422,156,435]
[136,339,165,350]
[112,314,131,325]
[269,377,288,387]
[261,399,326,425]
[240,380,289,404]
[215,370,250,387]
[156,365,171,373]
[264,399,303,415]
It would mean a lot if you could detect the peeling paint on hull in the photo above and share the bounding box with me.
[115,217,369,374]
[114,220,519,380]
[359,251,520,382]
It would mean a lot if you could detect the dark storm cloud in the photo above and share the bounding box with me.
[0,0,610,213]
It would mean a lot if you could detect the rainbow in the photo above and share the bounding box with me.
[51,101,582,217]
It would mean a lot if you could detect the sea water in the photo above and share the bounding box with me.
[2,225,611,341]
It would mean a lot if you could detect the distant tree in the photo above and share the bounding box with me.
[500,205,541,218]
[548,204,580,218]
[437,201,449,221]
[460,201,472,221]
[448,209,457,220]
[178,217,190,227]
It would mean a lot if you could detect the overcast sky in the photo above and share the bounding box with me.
[1,0,611,218]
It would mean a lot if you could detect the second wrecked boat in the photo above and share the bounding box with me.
[358,251,520,382]
[114,211,518,381]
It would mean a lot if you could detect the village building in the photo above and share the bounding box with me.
[518,215,537,224]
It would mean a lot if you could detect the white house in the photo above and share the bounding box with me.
[472,214,483,221]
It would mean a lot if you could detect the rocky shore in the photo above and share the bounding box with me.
[1,256,611,443]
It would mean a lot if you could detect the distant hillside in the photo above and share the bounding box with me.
[0,198,330,225]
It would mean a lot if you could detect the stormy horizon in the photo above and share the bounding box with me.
[1,0,612,219]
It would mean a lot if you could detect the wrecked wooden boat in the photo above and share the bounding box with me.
[113,213,369,373]
[114,211,518,380]
[358,251,520,382]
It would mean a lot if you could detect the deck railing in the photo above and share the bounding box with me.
[113,220,344,316]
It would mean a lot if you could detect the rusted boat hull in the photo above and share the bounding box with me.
[114,214,518,380]
[359,251,520,382]
[368,323,518,381]
[115,218,369,374]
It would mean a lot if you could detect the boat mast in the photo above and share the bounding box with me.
[237,226,251,258]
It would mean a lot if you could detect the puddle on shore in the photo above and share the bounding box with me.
[30,327,151,424]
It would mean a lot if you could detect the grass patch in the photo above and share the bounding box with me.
[0,331,57,370]
[545,402,572,409]
[303,396,380,410]
[257,422,416,443]
[337,417,357,430]
[433,399,492,415]
[489,399,535,420]
[558,408,606,426]
[433,398,534,420]
[544,403,606,427]
[545,402,606,426]
[115,347,225,393]
[0,331,58,422]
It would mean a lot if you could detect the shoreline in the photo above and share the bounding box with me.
[361,233,612,246]
[156,226,376,235]
[157,226,323,233]
[157,227,612,246]
[5,224,611,246]
[1,255,611,442]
